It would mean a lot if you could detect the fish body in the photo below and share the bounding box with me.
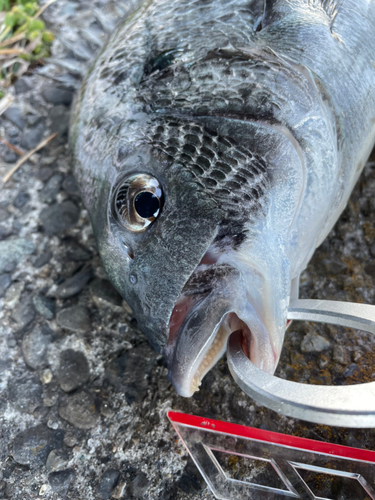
[71,0,375,396]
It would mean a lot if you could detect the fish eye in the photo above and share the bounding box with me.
[114,173,163,232]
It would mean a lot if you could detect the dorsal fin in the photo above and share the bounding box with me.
[262,0,342,29]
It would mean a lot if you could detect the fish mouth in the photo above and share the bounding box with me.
[164,252,278,397]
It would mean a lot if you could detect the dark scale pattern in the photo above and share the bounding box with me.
[145,119,270,247]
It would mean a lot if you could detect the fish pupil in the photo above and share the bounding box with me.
[134,192,160,219]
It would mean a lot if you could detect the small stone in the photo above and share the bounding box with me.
[26,113,44,126]
[3,149,18,163]
[56,305,91,332]
[0,273,11,297]
[46,449,69,473]
[22,325,53,369]
[58,349,90,392]
[301,333,330,353]
[11,296,35,329]
[112,482,126,499]
[48,469,75,498]
[43,382,59,407]
[365,262,375,277]
[62,175,80,197]
[13,192,30,208]
[34,251,53,268]
[65,240,92,261]
[100,402,115,418]
[33,295,56,319]
[37,166,54,182]
[49,105,70,136]
[4,281,24,307]
[97,469,120,500]
[8,374,42,414]
[90,278,123,308]
[41,369,53,384]
[42,86,74,105]
[3,106,25,129]
[333,345,347,365]
[21,123,45,149]
[13,425,64,467]
[14,77,32,94]
[39,484,49,496]
[40,174,64,204]
[0,238,35,273]
[55,267,93,299]
[131,472,150,499]
[59,390,99,429]
[63,432,77,448]
[40,201,80,236]
[343,363,360,378]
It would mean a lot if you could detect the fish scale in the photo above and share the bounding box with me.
[67,0,375,396]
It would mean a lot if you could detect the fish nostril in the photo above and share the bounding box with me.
[122,241,134,260]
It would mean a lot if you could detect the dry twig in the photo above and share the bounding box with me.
[0,137,24,155]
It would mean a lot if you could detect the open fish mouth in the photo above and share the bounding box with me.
[164,252,278,397]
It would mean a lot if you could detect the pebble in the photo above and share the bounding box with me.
[12,425,64,467]
[106,343,158,404]
[42,86,74,105]
[46,449,69,473]
[11,296,36,330]
[49,105,70,136]
[7,336,17,348]
[33,295,56,319]
[62,175,80,197]
[39,174,64,204]
[100,402,115,418]
[14,76,32,94]
[55,266,93,299]
[58,349,90,392]
[33,250,53,268]
[13,192,30,209]
[4,281,24,307]
[63,432,78,448]
[343,363,360,378]
[56,305,91,332]
[7,374,42,414]
[178,460,204,495]
[59,390,99,429]
[26,113,44,126]
[89,278,123,308]
[65,239,92,261]
[37,166,54,182]
[131,472,150,499]
[0,273,11,298]
[22,325,53,369]
[300,333,331,353]
[3,149,18,163]
[21,123,45,149]
[41,368,53,384]
[0,238,35,274]
[40,201,80,236]
[0,224,12,240]
[333,345,347,365]
[3,107,25,129]
[43,382,59,407]
[48,469,75,498]
[97,469,120,500]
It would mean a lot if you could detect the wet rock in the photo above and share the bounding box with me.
[98,469,120,500]
[7,374,42,413]
[0,238,35,273]
[56,305,91,332]
[33,295,56,319]
[13,192,30,209]
[46,449,69,473]
[33,250,52,268]
[0,273,11,297]
[48,469,75,498]
[11,296,35,330]
[65,239,92,261]
[90,278,123,307]
[39,174,64,204]
[58,349,90,392]
[21,123,45,149]
[106,343,158,404]
[3,107,25,129]
[14,77,32,94]
[301,333,330,353]
[40,200,80,236]
[42,86,73,105]
[62,174,80,197]
[55,267,93,299]
[13,425,64,467]
[22,325,53,369]
[333,345,347,365]
[49,105,70,136]
[59,390,99,429]
[131,472,150,499]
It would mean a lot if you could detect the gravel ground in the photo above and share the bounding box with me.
[1,1,375,499]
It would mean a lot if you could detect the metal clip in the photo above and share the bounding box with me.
[227,299,375,428]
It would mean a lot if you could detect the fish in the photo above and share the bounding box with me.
[70,0,375,397]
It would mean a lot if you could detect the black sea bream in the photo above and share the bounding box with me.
[71,0,375,396]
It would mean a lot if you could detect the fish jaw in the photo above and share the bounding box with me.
[164,252,289,397]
